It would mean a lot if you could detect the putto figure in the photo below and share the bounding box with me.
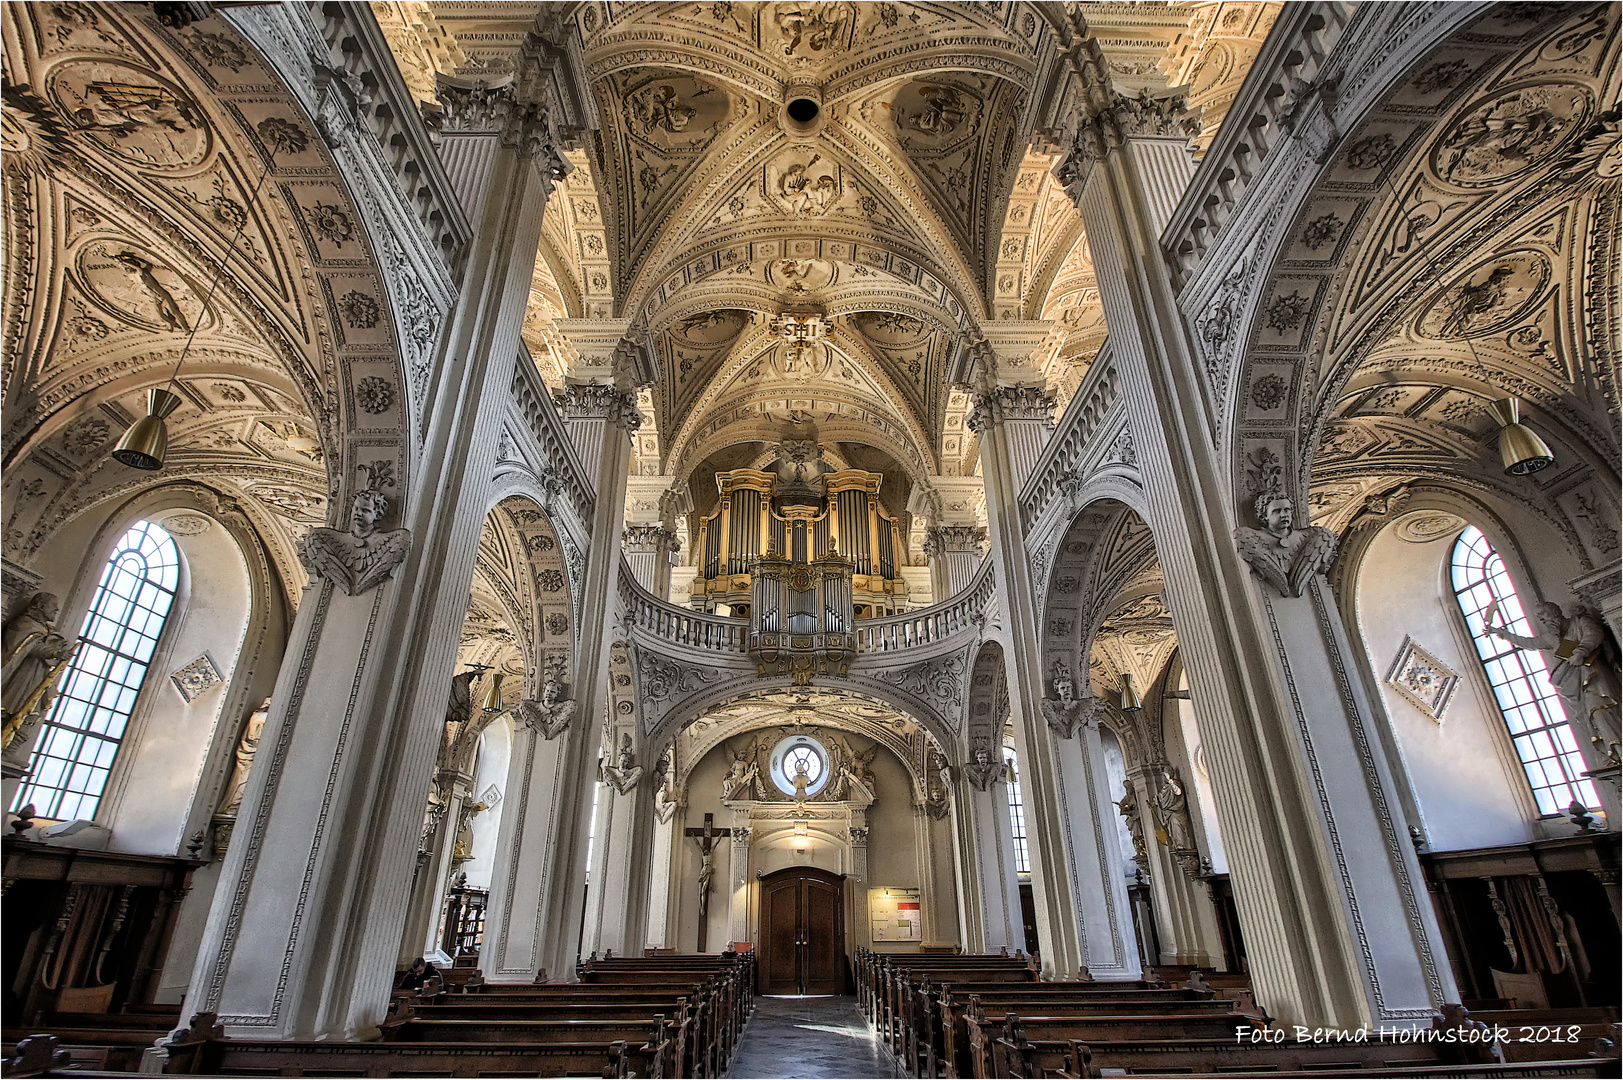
[298,462,411,595]
[1234,491,1338,598]
[513,668,577,740]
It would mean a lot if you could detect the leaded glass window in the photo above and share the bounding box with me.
[1450,525,1598,815]
[12,521,181,821]
[1003,744,1031,874]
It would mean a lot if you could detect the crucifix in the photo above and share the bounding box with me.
[685,813,733,952]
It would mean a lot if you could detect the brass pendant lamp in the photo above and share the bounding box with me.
[1486,397,1555,476]
[1119,672,1143,713]
[480,671,506,713]
[112,157,275,470]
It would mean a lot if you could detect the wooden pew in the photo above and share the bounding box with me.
[156,1011,666,1079]
[1465,1009,1619,1064]
[929,988,1252,1079]
[987,1016,1445,1078]
[878,962,1039,1047]
[896,979,1191,1075]
[965,1010,1254,1079]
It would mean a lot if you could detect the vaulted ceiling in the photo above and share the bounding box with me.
[394,1,1279,494]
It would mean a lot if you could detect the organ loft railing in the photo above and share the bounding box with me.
[689,443,910,682]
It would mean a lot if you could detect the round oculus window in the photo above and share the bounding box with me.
[769,734,830,797]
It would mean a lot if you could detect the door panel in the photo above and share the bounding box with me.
[762,878,803,995]
[757,868,846,994]
[802,878,842,994]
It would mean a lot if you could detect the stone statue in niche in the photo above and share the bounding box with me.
[1151,767,1195,853]
[1234,491,1338,598]
[721,739,763,800]
[1,592,73,767]
[446,669,480,728]
[215,697,271,818]
[1487,601,1622,750]
[964,743,1003,791]
[298,463,411,596]
[451,797,490,862]
[1040,660,1103,739]
[652,749,678,824]
[602,733,644,794]
[513,670,577,740]
[1115,782,1150,866]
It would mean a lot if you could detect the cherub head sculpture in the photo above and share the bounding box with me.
[1253,491,1294,537]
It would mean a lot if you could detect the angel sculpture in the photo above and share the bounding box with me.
[964,745,1004,791]
[298,474,411,596]
[1486,600,1621,749]
[844,743,878,798]
[721,740,762,800]
[1041,661,1103,739]
[512,672,577,739]
[1233,492,1338,598]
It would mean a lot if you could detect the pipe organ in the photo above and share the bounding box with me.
[690,465,911,619]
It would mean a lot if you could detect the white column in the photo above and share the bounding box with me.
[644,802,682,950]
[952,775,1025,953]
[581,744,655,958]
[182,70,580,1038]
[1051,43,1455,1023]
[727,824,751,947]
[480,381,642,982]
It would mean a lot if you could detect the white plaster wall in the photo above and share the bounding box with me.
[461,718,512,890]
[1354,523,1534,850]
[1172,693,1229,874]
[101,520,252,855]
[1099,728,1139,867]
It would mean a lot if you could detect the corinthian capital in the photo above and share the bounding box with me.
[1048,38,1202,202]
[925,525,987,556]
[554,383,643,431]
[966,386,1056,434]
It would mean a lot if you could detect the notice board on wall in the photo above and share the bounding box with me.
[868,887,923,941]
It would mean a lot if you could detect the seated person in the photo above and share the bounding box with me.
[397,956,440,990]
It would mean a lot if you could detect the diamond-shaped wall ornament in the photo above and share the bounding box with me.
[1385,636,1460,722]
[171,653,224,703]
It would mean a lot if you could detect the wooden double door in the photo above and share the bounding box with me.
[759,867,846,995]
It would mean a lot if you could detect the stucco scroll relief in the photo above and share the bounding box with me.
[1384,636,1460,723]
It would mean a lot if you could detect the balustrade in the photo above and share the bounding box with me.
[306,1,472,270]
[1160,2,1359,286]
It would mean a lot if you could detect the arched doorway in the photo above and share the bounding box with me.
[758,866,847,995]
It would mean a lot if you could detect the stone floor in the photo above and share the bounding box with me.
[727,995,908,1079]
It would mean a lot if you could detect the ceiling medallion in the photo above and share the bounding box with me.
[1394,511,1467,544]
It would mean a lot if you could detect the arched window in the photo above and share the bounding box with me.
[1450,525,1598,815]
[12,521,180,822]
[1002,744,1031,874]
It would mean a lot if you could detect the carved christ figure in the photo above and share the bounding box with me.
[1234,492,1338,598]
